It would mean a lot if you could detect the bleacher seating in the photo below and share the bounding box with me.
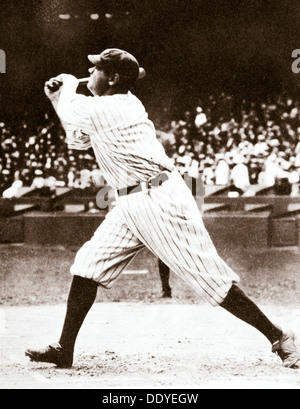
[1,185,300,248]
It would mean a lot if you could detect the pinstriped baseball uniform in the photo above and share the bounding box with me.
[54,77,240,306]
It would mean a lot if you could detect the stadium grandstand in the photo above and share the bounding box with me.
[2,0,300,248]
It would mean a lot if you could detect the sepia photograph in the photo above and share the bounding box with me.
[1,0,300,391]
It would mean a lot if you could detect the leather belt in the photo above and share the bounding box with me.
[116,172,170,197]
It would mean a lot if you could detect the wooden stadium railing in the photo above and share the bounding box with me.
[199,196,300,218]
[1,194,300,218]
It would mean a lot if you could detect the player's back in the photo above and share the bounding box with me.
[88,92,154,143]
[85,92,174,189]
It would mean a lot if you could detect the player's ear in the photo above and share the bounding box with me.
[108,73,120,86]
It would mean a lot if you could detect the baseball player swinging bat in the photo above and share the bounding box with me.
[25,48,300,370]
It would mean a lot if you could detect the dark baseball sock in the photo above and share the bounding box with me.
[220,284,283,345]
[158,259,172,295]
[59,276,98,352]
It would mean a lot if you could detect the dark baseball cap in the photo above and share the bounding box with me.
[88,49,146,84]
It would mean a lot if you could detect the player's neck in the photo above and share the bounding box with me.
[102,87,129,96]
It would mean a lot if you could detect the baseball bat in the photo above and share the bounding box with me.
[46,77,90,92]
[47,68,145,92]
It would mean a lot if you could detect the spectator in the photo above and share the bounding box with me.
[79,168,92,190]
[231,156,250,192]
[2,171,23,199]
[194,106,207,129]
[91,165,106,189]
[215,158,230,186]
[203,161,215,185]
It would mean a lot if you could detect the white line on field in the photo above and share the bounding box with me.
[123,270,149,275]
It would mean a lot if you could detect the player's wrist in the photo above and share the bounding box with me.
[57,74,79,89]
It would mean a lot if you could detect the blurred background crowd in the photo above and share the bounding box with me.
[2,1,300,198]
[0,112,105,198]
[157,93,300,196]
[2,92,300,198]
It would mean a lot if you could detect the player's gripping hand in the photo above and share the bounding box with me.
[44,74,79,98]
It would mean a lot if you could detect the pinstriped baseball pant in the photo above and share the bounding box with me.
[70,170,240,306]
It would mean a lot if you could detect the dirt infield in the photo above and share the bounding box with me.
[1,244,300,389]
[1,303,300,389]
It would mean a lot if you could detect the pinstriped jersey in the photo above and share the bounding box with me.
[56,86,175,189]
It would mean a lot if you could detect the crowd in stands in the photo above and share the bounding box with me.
[2,93,300,198]
[0,114,104,198]
[156,93,300,196]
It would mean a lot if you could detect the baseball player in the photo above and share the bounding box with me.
[26,49,300,369]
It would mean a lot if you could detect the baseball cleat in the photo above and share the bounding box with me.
[25,343,73,368]
[272,332,300,369]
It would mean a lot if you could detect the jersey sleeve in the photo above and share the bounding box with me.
[57,93,94,132]
[55,80,95,150]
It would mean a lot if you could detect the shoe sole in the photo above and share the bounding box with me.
[284,357,300,369]
[273,331,300,369]
[25,350,73,368]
